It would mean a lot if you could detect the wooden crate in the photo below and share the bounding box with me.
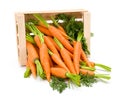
[15,9,90,66]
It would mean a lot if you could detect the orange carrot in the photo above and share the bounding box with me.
[79,69,94,76]
[48,54,54,67]
[48,25,73,53]
[81,49,92,67]
[47,36,60,51]
[54,37,76,74]
[36,25,52,36]
[57,29,69,39]
[58,25,66,33]
[38,22,47,28]
[28,55,37,78]
[49,50,70,72]
[26,41,39,63]
[51,67,80,86]
[34,35,41,48]
[65,49,73,59]
[44,36,60,58]
[51,67,67,78]
[90,61,95,67]
[73,41,81,74]
[60,48,76,74]
[40,43,50,81]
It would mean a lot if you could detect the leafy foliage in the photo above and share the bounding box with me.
[80,74,97,87]
[50,76,67,93]
[55,14,90,55]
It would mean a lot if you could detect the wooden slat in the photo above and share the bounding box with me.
[83,11,90,52]
[15,13,27,66]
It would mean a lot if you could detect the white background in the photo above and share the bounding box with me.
[0,0,119,98]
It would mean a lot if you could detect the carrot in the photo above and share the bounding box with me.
[36,25,52,36]
[40,43,51,82]
[44,36,60,58]
[65,49,73,59]
[34,35,41,48]
[48,54,54,67]
[47,36,60,51]
[54,37,76,74]
[28,55,36,78]
[90,61,95,67]
[58,25,66,33]
[50,67,80,86]
[81,49,92,67]
[73,41,81,74]
[26,41,45,79]
[60,48,76,74]
[79,69,94,76]
[26,41,39,63]
[57,29,69,39]
[48,25,74,53]
[73,32,83,74]
[38,22,47,28]
[51,67,66,78]
[48,50,70,72]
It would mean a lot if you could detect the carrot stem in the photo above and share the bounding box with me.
[48,50,53,55]
[51,16,59,27]
[26,22,45,43]
[26,33,35,44]
[24,67,31,78]
[95,63,111,72]
[77,31,83,42]
[34,59,45,79]
[66,73,81,86]
[54,37,64,49]
[81,66,95,71]
[95,74,111,80]
[33,14,49,28]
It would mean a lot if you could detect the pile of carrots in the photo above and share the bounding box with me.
[24,14,111,92]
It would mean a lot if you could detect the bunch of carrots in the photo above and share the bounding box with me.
[24,14,111,93]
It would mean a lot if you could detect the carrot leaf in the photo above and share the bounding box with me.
[80,74,97,87]
[50,76,67,93]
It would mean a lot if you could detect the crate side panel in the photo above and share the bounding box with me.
[15,13,27,65]
[83,11,90,52]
